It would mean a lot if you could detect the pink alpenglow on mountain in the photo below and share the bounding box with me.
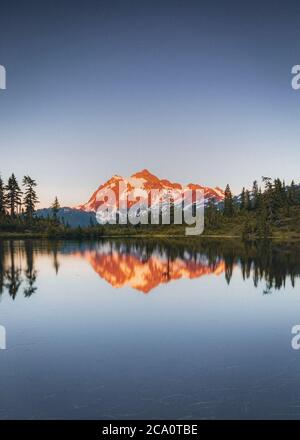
[77,169,224,213]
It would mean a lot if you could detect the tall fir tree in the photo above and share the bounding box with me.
[240,187,246,211]
[252,180,259,210]
[245,190,251,211]
[0,175,6,216]
[224,184,234,216]
[51,196,60,219]
[5,174,22,217]
[23,176,39,219]
[288,180,297,205]
[262,176,274,222]
[205,197,220,228]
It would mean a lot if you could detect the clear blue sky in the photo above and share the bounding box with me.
[1,0,300,207]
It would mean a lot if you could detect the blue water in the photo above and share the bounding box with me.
[0,239,300,419]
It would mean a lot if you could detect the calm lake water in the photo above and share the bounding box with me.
[0,238,300,419]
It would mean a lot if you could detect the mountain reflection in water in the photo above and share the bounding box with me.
[0,239,300,298]
[85,248,225,293]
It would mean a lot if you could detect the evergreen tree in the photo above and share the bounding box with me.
[255,194,271,239]
[282,180,287,205]
[224,184,234,216]
[51,196,60,219]
[206,197,220,227]
[0,175,6,216]
[240,187,245,211]
[245,190,251,211]
[5,174,22,217]
[23,176,39,219]
[252,180,259,210]
[256,187,263,211]
[288,180,298,205]
[262,176,274,222]
[272,178,286,213]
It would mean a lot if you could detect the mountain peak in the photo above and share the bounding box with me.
[135,168,151,174]
[131,169,158,180]
[77,170,225,212]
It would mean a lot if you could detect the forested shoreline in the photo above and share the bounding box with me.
[1,173,300,240]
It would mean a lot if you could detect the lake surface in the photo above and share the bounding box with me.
[0,238,300,419]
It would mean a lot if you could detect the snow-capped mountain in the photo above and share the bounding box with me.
[77,169,224,215]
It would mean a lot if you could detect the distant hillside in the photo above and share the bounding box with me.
[35,207,96,228]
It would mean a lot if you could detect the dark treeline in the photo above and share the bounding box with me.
[205,177,300,239]
[0,173,38,218]
[0,173,104,238]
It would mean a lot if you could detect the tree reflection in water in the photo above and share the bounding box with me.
[0,238,300,298]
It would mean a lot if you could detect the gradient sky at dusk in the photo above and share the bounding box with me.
[1,0,300,207]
